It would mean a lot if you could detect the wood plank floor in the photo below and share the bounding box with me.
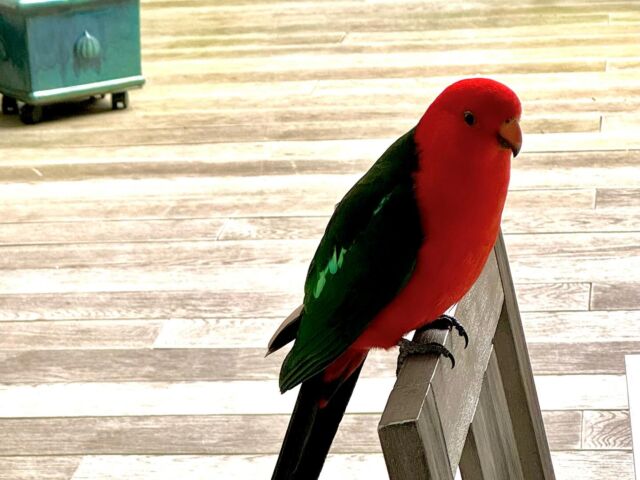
[1,0,639,478]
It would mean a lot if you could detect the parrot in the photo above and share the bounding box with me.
[266,77,522,480]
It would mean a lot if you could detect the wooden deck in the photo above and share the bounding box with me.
[1,0,639,478]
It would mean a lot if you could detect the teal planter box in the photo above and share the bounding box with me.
[0,0,145,123]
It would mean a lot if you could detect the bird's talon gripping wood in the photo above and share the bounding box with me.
[397,338,456,375]
[420,314,469,348]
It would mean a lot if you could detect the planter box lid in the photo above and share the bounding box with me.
[0,0,130,12]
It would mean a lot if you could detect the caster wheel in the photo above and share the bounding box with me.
[112,91,129,110]
[2,96,18,115]
[19,104,43,125]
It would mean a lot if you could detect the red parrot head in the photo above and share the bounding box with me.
[412,78,522,232]
[416,77,523,159]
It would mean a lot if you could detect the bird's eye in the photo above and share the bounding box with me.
[463,111,475,126]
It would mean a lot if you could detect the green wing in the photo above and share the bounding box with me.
[279,128,424,392]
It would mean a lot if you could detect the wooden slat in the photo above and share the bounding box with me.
[596,188,640,208]
[551,451,634,480]
[0,379,391,418]
[3,452,623,480]
[0,410,581,457]
[9,206,635,248]
[0,109,603,146]
[535,375,628,410]
[0,414,380,455]
[1,234,638,295]
[591,282,640,310]
[582,410,632,450]
[514,283,590,311]
[493,233,555,479]
[5,452,622,480]
[153,310,638,348]
[0,72,635,121]
[522,311,640,343]
[504,232,640,283]
[137,13,613,39]
[134,70,640,107]
[0,348,297,383]
[140,24,640,51]
[529,341,640,375]
[219,211,639,242]
[543,411,582,451]
[0,108,601,138]
[504,208,640,234]
[1,138,634,171]
[341,23,640,48]
[459,351,524,480]
[5,152,612,190]
[459,429,485,480]
[2,120,640,150]
[2,336,635,383]
[0,457,80,480]
[139,3,614,25]
[68,454,388,480]
[0,265,308,295]
[0,320,163,350]
[523,310,640,376]
[1,377,624,417]
[0,239,316,270]
[0,182,597,223]
[0,219,226,245]
[0,98,634,138]
[4,305,621,353]
[1,234,638,276]
[0,291,299,321]
[379,385,454,480]
[0,285,590,323]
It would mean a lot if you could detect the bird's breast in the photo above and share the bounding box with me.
[352,161,509,350]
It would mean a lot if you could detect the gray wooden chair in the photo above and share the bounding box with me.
[379,231,556,480]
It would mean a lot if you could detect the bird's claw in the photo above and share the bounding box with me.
[421,314,469,348]
[396,338,455,375]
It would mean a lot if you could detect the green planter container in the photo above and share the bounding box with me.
[0,0,145,123]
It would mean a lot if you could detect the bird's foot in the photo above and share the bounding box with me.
[396,338,455,375]
[421,314,469,348]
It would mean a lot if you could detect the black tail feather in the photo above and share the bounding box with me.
[267,305,303,356]
[271,361,365,480]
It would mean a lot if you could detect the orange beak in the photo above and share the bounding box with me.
[498,118,522,158]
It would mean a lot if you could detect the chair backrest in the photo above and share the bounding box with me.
[378,231,556,480]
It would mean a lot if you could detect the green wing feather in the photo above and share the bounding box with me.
[279,128,424,392]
